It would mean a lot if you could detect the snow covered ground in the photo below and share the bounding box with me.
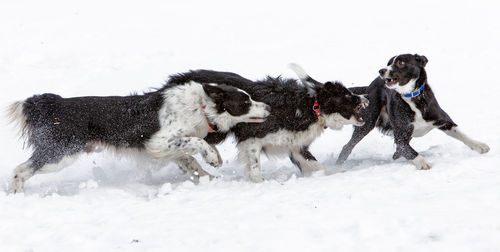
[1,0,499,251]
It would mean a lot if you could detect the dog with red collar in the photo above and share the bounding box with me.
[336,54,490,169]
[7,80,270,193]
[169,66,368,182]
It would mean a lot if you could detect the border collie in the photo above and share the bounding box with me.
[335,54,490,169]
[167,66,368,182]
[7,81,270,193]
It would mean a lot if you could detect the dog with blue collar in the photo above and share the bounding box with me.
[336,54,490,170]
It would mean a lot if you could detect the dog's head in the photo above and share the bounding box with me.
[289,63,368,129]
[202,84,270,131]
[317,82,369,129]
[379,54,428,94]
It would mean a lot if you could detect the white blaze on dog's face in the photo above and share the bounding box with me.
[202,84,270,131]
[378,54,428,95]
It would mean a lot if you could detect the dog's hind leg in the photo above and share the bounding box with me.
[10,149,81,193]
[238,140,263,182]
[289,146,323,176]
[441,126,490,154]
[10,160,35,194]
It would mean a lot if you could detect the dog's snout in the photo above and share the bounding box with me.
[379,68,387,77]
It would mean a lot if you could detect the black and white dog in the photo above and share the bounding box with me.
[168,66,368,182]
[335,54,490,169]
[7,80,270,193]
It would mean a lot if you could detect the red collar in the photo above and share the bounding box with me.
[313,99,327,129]
[201,104,216,133]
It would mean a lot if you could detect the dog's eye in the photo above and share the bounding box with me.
[244,100,251,105]
[397,60,406,67]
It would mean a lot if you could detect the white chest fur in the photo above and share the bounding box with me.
[402,97,435,137]
[246,122,324,151]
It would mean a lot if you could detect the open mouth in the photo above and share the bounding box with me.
[384,77,398,87]
[353,100,369,123]
[354,105,364,123]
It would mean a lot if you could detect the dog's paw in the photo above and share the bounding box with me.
[9,176,25,194]
[202,147,222,167]
[412,155,431,170]
[469,141,490,154]
[249,174,264,183]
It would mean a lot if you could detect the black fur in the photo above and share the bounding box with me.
[22,93,164,170]
[16,81,259,173]
[337,54,468,166]
[170,69,365,174]
[170,70,363,142]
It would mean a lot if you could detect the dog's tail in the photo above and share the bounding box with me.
[288,63,324,88]
[6,100,29,143]
[348,86,368,95]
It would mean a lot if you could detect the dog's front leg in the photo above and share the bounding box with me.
[442,127,490,154]
[238,140,264,182]
[148,137,222,167]
[175,155,214,184]
[290,146,323,176]
[394,127,431,170]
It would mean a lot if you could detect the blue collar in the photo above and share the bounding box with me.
[403,82,426,98]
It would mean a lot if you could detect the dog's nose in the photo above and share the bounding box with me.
[379,68,387,76]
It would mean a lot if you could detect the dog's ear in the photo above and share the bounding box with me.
[387,56,396,66]
[202,84,224,101]
[415,54,428,67]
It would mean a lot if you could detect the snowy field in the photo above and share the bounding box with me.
[1,0,500,251]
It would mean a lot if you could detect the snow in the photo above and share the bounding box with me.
[1,0,500,251]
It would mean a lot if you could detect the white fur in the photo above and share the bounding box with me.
[144,81,269,161]
[238,120,328,182]
[387,77,418,95]
[443,127,490,154]
[412,155,431,170]
[8,81,269,193]
[402,97,435,137]
[288,63,309,80]
[288,63,317,96]
[6,101,28,143]
[401,97,490,154]
[324,113,361,129]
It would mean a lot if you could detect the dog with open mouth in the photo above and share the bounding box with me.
[335,54,490,169]
[7,79,270,193]
[168,66,368,182]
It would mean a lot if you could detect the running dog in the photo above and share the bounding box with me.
[335,54,490,169]
[7,80,270,193]
[168,66,368,182]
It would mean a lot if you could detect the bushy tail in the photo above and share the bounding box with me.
[288,63,323,87]
[6,100,28,141]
